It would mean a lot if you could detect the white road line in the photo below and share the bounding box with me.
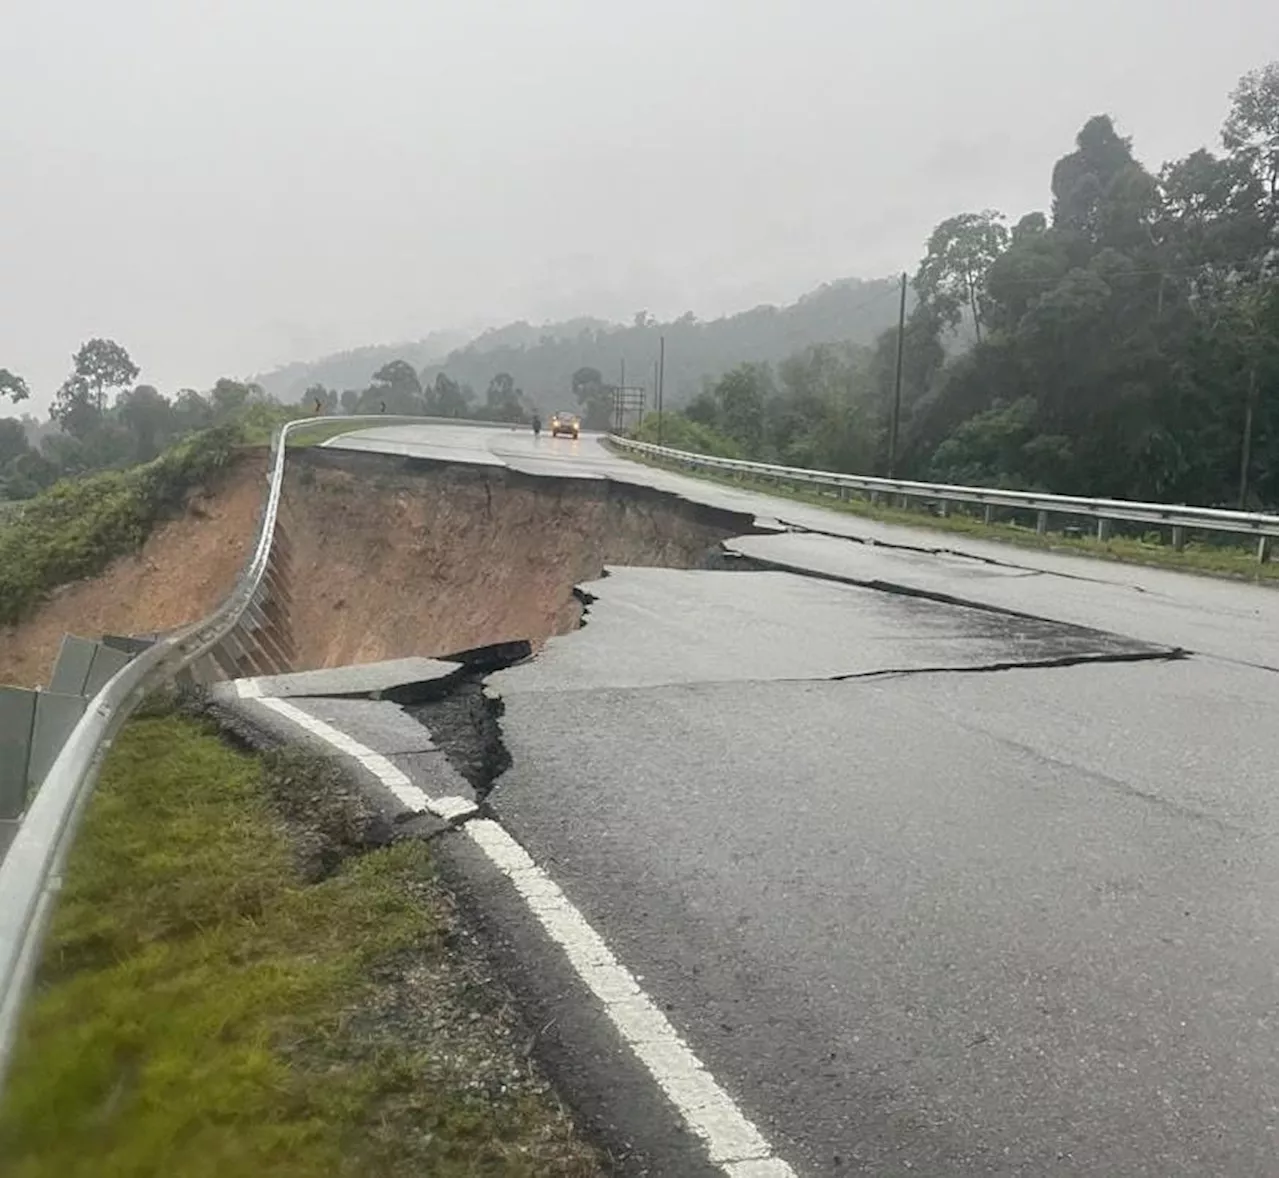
[466,816,796,1174]
[229,676,796,1176]
[233,680,475,821]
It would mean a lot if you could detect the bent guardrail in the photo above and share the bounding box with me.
[0,412,444,1088]
[607,436,1279,559]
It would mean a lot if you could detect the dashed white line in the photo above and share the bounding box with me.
[230,676,797,1177]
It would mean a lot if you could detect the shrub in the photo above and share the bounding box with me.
[0,424,247,626]
[628,412,744,459]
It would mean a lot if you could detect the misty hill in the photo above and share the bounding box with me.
[258,277,906,408]
[423,277,906,410]
[253,330,471,402]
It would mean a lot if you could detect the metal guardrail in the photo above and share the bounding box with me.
[3,413,1273,1085]
[0,412,446,1087]
[608,436,1280,558]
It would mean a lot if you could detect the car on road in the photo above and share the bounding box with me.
[549,411,581,439]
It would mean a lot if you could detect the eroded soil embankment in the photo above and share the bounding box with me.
[0,451,268,689]
[282,448,757,669]
[0,446,757,687]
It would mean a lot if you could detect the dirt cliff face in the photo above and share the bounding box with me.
[0,446,755,687]
[280,450,752,669]
[0,452,268,689]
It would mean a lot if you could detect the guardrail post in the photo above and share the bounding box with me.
[938,500,949,518]
[1036,510,1049,535]
[1096,518,1112,542]
[1171,525,1186,552]
[983,504,994,525]
[1258,535,1272,564]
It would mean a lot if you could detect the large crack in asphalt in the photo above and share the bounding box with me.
[272,499,1195,809]
[789,520,1140,584]
[713,547,1111,626]
[397,556,1186,806]
[796,645,1186,684]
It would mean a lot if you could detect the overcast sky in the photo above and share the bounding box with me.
[2,0,1275,412]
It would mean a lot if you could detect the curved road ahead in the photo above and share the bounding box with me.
[320,424,1277,1176]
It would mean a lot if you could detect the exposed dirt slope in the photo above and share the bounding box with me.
[0,446,755,686]
[0,452,267,688]
[282,449,754,669]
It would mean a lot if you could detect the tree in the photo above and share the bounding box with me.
[483,372,526,422]
[1222,61,1279,210]
[2,448,57,499]
[71,339,139,412]
[304,383,337,413]
[50,376,101,440]
[172,389,213,432]
[915,211,1009,343]
[685,389,720,426]
[340,389,360,414]
[368,360,424,414]
[210,378,255,421]
[898,65,1278,508]
[115,384,173,461]
[774,343,879,472]
[0,418,31,466]
[571,366,612,429]
[432,374,471,417]
[713,363,773,454]
[0,369,30,403]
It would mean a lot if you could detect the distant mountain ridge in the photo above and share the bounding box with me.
[252,330,472,402]
[255,275,907,407]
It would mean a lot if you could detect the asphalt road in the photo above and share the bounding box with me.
[323,424,1278,1175]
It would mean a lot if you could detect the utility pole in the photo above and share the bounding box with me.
[888,271,907,478]
[1237,364,1257,509]
[657,335,666,446]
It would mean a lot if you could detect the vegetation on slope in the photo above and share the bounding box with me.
[0,424,254,627]
[0,713,601,1178]
[629,411,743,458]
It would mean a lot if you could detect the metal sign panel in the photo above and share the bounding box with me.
[46,635,97,696]
[0,688,37,820]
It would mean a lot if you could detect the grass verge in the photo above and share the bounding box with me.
[283,418,370,449]
[616,449,1277,583]
[0,712,602,1178]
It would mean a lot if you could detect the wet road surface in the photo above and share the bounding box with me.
[320,423,1277,1175]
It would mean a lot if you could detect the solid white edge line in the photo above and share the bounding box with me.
[466,817,797,1174]
[227,676,796,1176]
[233,684,475,821]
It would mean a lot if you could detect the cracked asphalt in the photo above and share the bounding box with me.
[316,425,1277,1175]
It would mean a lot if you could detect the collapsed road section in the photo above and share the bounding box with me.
[205,465,1275,1177]
[275,446,768,669]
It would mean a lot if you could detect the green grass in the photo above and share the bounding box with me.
[283,418,369,448]
[0,425,249,627]
[0,716,600,1178]
[616,448,1277,583]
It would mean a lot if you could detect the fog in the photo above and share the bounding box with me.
[2,0,1274,409]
